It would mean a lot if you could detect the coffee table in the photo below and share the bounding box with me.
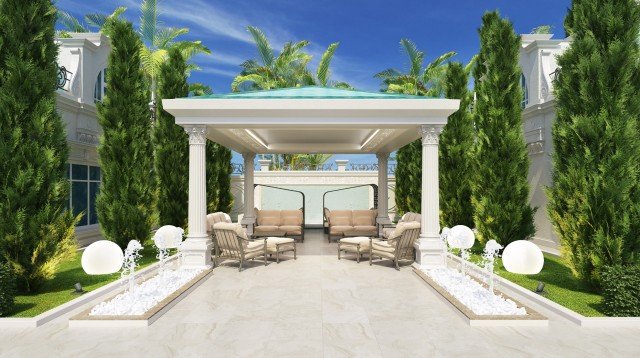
[338,236,379,263]
[265,237,297,263]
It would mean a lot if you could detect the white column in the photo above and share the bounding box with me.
[181,125,212,268]
[415,124,446,268]
[241,152,256,235]
[376,152,391,231]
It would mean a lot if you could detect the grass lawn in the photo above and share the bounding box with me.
[6,241,160,318]
[468,253,605,317]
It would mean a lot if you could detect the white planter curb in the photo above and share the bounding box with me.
[0,255,179,328]
[445,254,640,327]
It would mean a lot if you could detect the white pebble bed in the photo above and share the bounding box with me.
[423,267,526,316]
[90,268,204,316]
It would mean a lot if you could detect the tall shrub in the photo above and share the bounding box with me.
[206,141,221,213]
[0,0,78,292]
[548,0,640,284]
[472,11,535,246]
[440,62,474,228]
[216,145,234,213]
[155,48,189,228]
[394,141,421,214]
[96,20,154,249]
[0,263,16,316]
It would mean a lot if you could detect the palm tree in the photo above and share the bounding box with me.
[137,0,211,115]
[375,39,456,97]
[232,26,351,91]
[188,83,213,97]
[56,7,126,36]
[56,1,211,112]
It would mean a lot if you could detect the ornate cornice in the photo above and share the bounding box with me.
[362,129,394,151]
[184,125,207,145]
[229,129,263,151]
[420,124,444,146]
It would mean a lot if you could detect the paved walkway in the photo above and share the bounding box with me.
[1,230,639,357]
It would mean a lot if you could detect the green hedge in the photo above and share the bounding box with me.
[0,263,15,316]
[600,265,640,317]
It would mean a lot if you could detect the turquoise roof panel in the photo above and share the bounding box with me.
[187,86,434,99]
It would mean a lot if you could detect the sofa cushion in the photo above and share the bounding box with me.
[352,215,373,226]
[329,210,352,226]
[281,216,301,226]
[257,210,281,226]
[353,225,377,233]
[330,225,354,234]
[254,225,280,232]
[278,225,302,235]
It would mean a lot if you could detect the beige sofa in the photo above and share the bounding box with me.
[325,208,378,242]
[381,212,421,239]
[254,208,305,242]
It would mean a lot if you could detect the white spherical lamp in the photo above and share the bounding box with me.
[502,240,544,275]
[153,225,184,249]
[81,240,124,275]
[447,225,475,249]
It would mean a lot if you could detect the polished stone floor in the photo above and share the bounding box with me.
[1,229,639,357]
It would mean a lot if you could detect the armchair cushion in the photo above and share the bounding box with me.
[212,222,249,241]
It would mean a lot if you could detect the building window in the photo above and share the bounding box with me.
[520,73,529,109]
[94,68,107,102]
[68,163,101,227]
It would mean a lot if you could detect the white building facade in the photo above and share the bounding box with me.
[519,34,571,253]
[55,33,110,246]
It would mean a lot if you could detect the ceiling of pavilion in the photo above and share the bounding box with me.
[162,86,460,154]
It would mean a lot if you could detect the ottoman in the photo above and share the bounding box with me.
[338,236,379,263]
[265,237,297,263]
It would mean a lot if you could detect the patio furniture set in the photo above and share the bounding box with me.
[206,211,422,271]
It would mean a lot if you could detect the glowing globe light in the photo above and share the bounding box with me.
[153,225,184,249]
[502,240,544,275]
[81,240,124,275]
[446,225,475,249]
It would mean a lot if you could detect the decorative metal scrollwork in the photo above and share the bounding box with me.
[56,64,72,90]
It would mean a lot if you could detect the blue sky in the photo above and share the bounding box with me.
[56,0,571,164]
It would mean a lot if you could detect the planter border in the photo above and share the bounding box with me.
[445,254,640,327]
[0,255,179,328]
[412,264,548,327]
[69,268,212,328]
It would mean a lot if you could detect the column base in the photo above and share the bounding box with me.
[241,216,256,235]
[414,234,445,268]
[180,235,213,268]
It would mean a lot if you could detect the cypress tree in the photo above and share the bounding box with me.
[216,145,234,213]
[548,0,640,284]
[471,12,535,246]
[155,48,189,228]
[206,141,221,213]
[96,20,154,249]
[394,141,421,214]
[0,0,78,291]
[440,62,474,228]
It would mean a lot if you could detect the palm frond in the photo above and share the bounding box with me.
[231,74,269,92]
[399,39,424,78]
[247,26,274,67]
[175,40,211,60]
[189,82,213,96]
[463,54,479,76]
[85,7,126,30]
[56,10,88,32]
[240,59,260,72]
[153,27,188,49]
[139,0,160,45]
[333,81,353,90]
[139,46,168,80]
[374,68,402,80]
[317,42,339,86]
[185,62,201,76]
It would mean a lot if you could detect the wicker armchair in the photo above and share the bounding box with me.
[369,222,421,270]
[211,222,267,272]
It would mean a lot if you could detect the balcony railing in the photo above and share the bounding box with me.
[231,160,396,175]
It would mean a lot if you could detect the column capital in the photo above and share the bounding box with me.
[376,152,390,160]
[242,152,256,161]
[420,124,444,146]
[184,125,207,145]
